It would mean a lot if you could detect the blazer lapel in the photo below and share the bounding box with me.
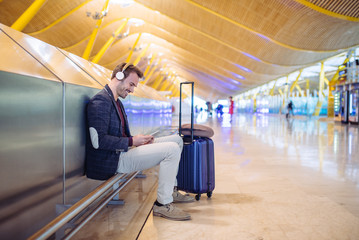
[105,85,121,121]
[117,99,131,136]
[117,100,128,122]
[104,85,130,136]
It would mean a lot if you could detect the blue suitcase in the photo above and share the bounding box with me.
[176,82,215,200]
[177,137,215,200]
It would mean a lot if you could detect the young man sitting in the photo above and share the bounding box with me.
[86,63,194,221]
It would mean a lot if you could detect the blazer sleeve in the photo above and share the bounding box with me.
[87,94,130,152]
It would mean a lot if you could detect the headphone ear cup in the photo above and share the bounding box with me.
[116,71,124,80]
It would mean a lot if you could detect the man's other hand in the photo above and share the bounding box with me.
[133,135,154,146]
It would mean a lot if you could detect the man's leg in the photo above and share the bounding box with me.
[118,141,191,221]
[154,134,194,203]
[153,135,182,184]
[118,141,180,204]
[153,134,183,151]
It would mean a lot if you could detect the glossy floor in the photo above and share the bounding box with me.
[74,113,359,240]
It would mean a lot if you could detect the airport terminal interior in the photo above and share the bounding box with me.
[0,0,359,239]
[69,113,359,240]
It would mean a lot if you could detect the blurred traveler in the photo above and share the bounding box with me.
[229,96,234,116]
[206,101,213,116]
[286,100,294,118]
[216,104,224,117]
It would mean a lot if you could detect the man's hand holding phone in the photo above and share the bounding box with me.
[133,134,154,146]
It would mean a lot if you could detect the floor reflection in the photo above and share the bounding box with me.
[75,112,359,240]
[226,114,359,188]
[139,112,359,239]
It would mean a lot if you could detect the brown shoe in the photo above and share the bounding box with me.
[172,190,195,203]
[153,203,191,221]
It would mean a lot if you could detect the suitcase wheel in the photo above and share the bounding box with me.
[207,191,212,198]
[195,194,201,201]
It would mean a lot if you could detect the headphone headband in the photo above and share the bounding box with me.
[116,62,131,80]
[122,62,131,72]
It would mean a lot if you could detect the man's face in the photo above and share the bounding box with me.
[116,72,139,99]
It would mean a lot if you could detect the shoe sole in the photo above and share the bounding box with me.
[153,211,191,221]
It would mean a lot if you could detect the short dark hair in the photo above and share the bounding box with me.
[111,63,144,80]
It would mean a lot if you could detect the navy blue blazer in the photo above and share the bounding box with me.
[85,85,132,180]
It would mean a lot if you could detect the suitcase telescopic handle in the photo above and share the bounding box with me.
[179,81,194,142]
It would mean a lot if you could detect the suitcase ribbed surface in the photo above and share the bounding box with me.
[177,137,215,195]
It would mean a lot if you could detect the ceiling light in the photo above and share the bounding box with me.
[230,72,245,80]
[128,18,145,27]
[242,52,261,62]
[234,63,252,73]
[111,0,134,8]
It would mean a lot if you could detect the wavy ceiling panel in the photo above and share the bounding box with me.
[101,35,253,89]
[189,0,359,49]
[0,0,358,100]
[301,0,359,18]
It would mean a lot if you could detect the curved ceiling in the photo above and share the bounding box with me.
[0,0,358,100]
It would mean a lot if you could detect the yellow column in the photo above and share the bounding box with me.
[126,33,142,63]
[172,88,181,98]
[278,89,283,96]
[143,53,157,77]
[313,62,325,116]
[252,93,257,113]
[327,82,335,118]
[269,79,277,96]
[319,62,325,100]
[159,81,170,91]
[324,77,329,86]
[168,78,179,92]
[295,84,304,97]
[168,78,178,93]
[280,76,289,114]
[82,0,111,60]
[151,75,164,89]
[144,59,162,85]
[285,76,289,98]
[11,0,48,31]
[289,70,302,96]
[168,84,176,93]
[92,19,128,63]
[143,66,156,84]
[160,76,174,91]
[170,88,179,98]
[133,44,150,65]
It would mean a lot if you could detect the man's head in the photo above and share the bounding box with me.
[112,63,143,81]
[110,63,144,99]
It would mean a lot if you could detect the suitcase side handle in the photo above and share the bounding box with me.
[179,81,194,142]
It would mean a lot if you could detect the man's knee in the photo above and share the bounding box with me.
[173,135,183,149]
[173,134,182,142]
[164,142,181,160]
